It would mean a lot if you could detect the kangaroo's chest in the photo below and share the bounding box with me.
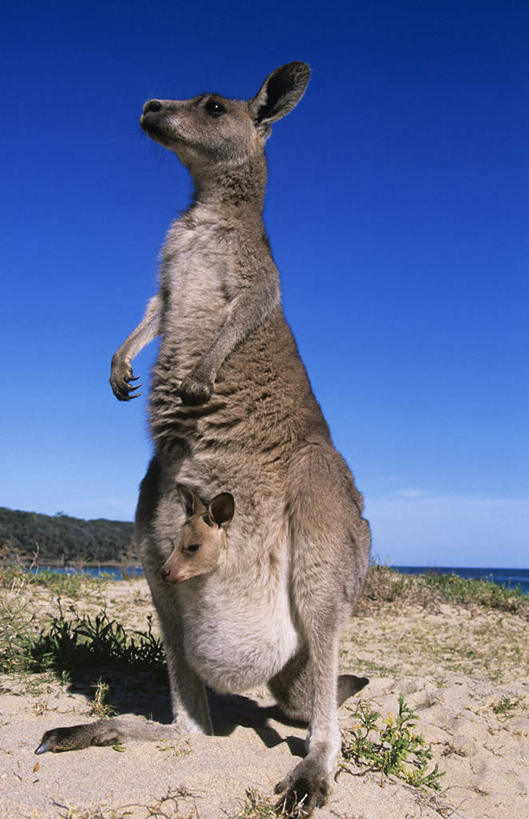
[178,564,298,693]
[161,219,237,335]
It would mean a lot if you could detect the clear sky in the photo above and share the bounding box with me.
[1,0,527,567]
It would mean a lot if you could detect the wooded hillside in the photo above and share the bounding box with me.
[0,507,134,564]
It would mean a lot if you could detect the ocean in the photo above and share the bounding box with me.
[33,564,529,594]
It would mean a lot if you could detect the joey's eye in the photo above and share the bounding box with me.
[205,99,226,118]
[185,544,201,554]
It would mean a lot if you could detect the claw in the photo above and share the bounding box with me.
[274,758,329,817]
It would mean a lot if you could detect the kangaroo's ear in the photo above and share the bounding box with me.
[249,62,310,130]
[208,493,235,528]
[176,484,197,518]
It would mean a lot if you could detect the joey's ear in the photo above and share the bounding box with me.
[207,493,235,528]
[176,484,197,518]
[249,62,310,130]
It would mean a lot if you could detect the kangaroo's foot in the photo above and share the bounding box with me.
[275,750,330,817]
[35,717,178,754]
[35,720,123,754]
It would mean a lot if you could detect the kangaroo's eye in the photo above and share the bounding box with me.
[205,99,226,118]
[185,543,201,554]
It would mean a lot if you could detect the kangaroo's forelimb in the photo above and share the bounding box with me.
[110,293,161,400]
[178,276,279,404]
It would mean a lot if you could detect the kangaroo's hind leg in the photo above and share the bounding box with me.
[274,443,370,815]
[269,646,368,723]
[139,457,213,735]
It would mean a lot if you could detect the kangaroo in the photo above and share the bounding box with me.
[160,485,234,583]
[37,63,371,815]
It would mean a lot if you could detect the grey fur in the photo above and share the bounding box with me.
[38,62,371,814]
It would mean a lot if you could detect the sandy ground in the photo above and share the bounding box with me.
[1,579,528,819]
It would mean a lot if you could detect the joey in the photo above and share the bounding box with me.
[160,485,234,583]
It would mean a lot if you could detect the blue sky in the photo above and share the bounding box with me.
[1,0,527,567]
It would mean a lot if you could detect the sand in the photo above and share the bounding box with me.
[1,578,528,818]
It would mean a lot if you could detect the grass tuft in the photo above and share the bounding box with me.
[89,677,117,719]
[0,592,165,679]
[491,696,520,718]
[228,787,296,818]
[29,608,165,676]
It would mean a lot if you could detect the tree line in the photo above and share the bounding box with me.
[0,506,135,565]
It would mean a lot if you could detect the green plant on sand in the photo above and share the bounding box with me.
[340,694,445,791]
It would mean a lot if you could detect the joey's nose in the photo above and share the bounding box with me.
[144,99,163,113]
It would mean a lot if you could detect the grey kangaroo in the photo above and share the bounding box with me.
[36,62,371,815]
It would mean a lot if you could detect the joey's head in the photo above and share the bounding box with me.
[161,484,235,584]
[140,62,310,184]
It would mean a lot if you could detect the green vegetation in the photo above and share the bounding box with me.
[363,563,528,618]
[0,605,165,678]
[341,695,445,791]
[0,565,163,679]
[0,505,134,564]
[34,608,164,675]
[492,696,520,718]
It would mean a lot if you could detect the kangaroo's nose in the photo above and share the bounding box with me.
[144,100,163,113]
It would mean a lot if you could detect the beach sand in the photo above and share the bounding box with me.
[1,578,528,818]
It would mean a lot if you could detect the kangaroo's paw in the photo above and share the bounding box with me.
[110,355,142,401]
[275,756,330,817]
[177,373,213,405]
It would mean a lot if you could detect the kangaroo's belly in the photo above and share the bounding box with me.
[179,575,298,693]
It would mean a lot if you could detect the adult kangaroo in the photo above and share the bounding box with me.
[37,62,371,815]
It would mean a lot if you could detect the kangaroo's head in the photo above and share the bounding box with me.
[161,484,235,583]
[140,62,310,179]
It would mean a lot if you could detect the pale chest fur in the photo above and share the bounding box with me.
[178,544,298,694]
[159,214,237,370]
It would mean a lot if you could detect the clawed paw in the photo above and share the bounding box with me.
[275,759,329,817]
[110,356,142,401]
[177,374,212,405]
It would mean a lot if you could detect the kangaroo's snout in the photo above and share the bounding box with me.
[144,99,163,114]
[161,561,186,583]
